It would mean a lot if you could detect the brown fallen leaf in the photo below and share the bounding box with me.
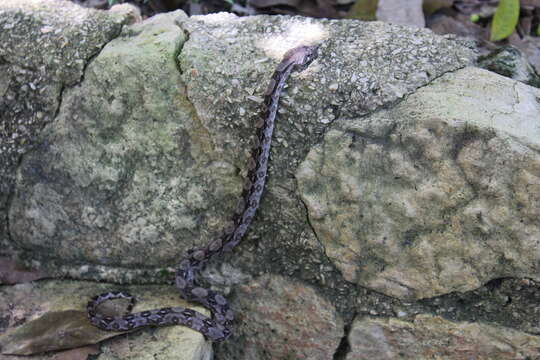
[52,344,100,360]
[0,310,128,355]
[0,257,48,285]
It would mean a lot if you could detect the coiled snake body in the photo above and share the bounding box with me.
[87,44,319,342]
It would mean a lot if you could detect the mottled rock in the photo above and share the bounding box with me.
[478,46,540,88]
[297,66,540,300]
[346,315,540,360]
[6,10,474,285]
[0,280,211,358]
[0,0,129,256]
[418,278,540,335]
[219,275,344,360]
[9,9,193,280]
[376,0,425,27]
[109,3,142,25]
[6,4,531,359]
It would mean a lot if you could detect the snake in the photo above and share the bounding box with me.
[87,44,320,342]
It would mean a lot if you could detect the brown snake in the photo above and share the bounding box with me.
[87,44,320,342]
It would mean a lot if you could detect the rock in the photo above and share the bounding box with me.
[418,278,540,335]
[5,7,475,285]
[9,8,192,282]
[0,280,212,358]
[428,11,489,41]
[219,275,344,360]
[376,0,425,28]
[297,66,540,300]
[346,314,540,360]
[478,46,540,88]
[512,36,540,75]
[4,1,538,358]
[109,3,143,25]
[0,0,130,256]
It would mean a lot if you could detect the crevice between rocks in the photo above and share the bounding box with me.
[333,315,354,360]
[173,18,189,76]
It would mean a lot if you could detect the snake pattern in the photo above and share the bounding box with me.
[87,44,319,342]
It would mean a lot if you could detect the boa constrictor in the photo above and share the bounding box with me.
[87,44,320,342]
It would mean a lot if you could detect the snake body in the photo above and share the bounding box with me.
[87,44,319,342]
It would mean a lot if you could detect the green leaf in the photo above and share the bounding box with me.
[490,0,520,41]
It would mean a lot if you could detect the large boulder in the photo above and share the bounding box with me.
[297,66,540,300]
[1,1,539,359]
[0,0,129,256]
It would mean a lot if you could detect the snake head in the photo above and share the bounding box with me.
[285,44,320,72]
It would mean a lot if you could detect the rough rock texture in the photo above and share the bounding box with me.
[297,66,540,300]
[0,280,212,359]
[7,9,475,286]
[3,1,540,359]
[426,278,540,336]
[9,9,192,281]
[376,0,425,27]
[346,315,540,360]
[218,275,344,360]
[478,46,540,88]
[0,0,129,257]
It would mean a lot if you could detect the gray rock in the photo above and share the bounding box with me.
[376,0,425,28]
[0,0,129,256]
[346,314,540,360]
[9,9,193,281]
[418,278,540,335]
[5,1,538,358]
[219,275,344,360]
[6,9,475,285]
[297,66,540,300]
[478,46,540,88]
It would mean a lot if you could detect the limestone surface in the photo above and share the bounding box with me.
[346,315,540,360]
[297,66,540,299]
[9,10,193,279]
[6,7,475,286]
[219,275,344,360]
[0,0,129,255]
[6,2,539,358]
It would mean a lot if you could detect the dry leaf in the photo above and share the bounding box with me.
[0,257,48,285]
[52,345,100,360]
[0,310,127,355]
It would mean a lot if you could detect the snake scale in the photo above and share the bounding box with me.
[87,44,319,342]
